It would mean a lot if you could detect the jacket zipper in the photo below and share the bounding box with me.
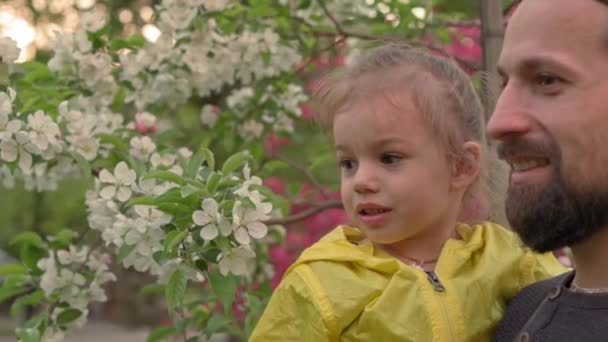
[426,271,456,342]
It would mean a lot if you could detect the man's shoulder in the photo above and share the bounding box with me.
[494,271,574,341]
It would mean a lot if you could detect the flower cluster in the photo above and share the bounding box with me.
[36,245,116,341]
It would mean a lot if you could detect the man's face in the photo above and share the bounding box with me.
[487,0,608,252]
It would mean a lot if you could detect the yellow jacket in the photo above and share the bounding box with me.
[250,222,567,342]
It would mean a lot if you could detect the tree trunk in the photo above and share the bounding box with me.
[480,0,504,120]
[480,0,509,227]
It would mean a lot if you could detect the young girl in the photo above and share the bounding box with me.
[250,44,566,341]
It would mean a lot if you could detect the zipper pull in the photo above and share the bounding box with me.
[425,271,446,293]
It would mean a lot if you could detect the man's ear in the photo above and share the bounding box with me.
[451,141,481,190]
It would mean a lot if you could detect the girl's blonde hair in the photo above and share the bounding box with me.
[313,43,507,224]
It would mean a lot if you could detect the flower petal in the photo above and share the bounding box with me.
[116,186,132,202]
[200,225,219,241]
[100,185,116,200]
[202,198,218,214]
[234,227,251,245]
[99,169,115,184]
[247,221,268,239]
[192,210,211,226]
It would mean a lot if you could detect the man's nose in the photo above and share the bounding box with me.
[486,83,532,141]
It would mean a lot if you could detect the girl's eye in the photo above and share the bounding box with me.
[339,159,356,170]
[380,153,402,164]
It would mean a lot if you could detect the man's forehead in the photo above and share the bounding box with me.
[499,0,608,72]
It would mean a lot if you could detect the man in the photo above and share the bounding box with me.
[488,0,608,341]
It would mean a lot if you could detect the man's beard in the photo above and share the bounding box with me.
[500,138,608,252]
[506,171,608,252]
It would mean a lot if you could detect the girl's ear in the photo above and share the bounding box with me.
[451,141,481,190]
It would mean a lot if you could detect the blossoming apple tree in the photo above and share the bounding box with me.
[0,0,486,340]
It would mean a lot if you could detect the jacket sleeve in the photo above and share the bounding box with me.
[249,268,334,342]
[519,250,569,289]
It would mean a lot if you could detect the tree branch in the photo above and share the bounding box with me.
[312,0,480,71]
[273,154,331,200]
[264,199,343,226]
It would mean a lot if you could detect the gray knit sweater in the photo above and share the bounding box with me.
[493,271,608,341]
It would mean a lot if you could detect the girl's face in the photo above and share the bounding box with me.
[334,93,465,248]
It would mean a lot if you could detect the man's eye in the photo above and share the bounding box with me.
[380,154,402,164]
[535,73,562,87]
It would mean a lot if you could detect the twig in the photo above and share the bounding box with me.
[273,155,331,200]
[264,199,343,226]
[431,19,480,27]
[317,0,345,34]
[312,0,480,71]
[503,0,521,17]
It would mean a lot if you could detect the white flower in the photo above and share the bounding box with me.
[158,0,204,30]
[0,88,16,117]
[178,147,193,158]
[101,214,132,247]
[70,135,99,161]
[0,131,38,174]
[192,198,232,240]
[99,162,137,202]
[226,87,254,108]
[129,136,156,160]
[26,110,61,152]
[232,199,271,244]
[202,0,230,11]
[238,120,264,141]
[133,205,172,230]
[77,53,113,88]
[122,251,156,272]
[0,37,20,63]
[200,105,219,127]
[57,245,89,265]
[80,11,106,32]
[217,245,255,276]
[124,226,164,256]
[150,153,176,168]
[0,114,21,141]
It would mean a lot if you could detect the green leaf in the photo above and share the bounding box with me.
[10,290,44,317]
[69,151,92,183]
[164,230,188,252]
[0,263,28,276]
[204,315,231,335]
[221,151,249,175]
[166,269,187,313]
[56,308,82,326]
[97,133,128,153]
[146,326,177,342]
[24,310,48,329]
[206,173,221,195]
[261,160,289,174]
[139,283,165,295]
[10,232,44,248]
[15,327,40,342]
[0,287,25,303]
[49,229,79,249]
[194,259,207,273]
[125,196,156,208]
[144,170,185,185]
[208,272,238,315]
[117,244,136,263]
[185,150,207,179]
[19,245,45,274]
[200,148,215,171]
